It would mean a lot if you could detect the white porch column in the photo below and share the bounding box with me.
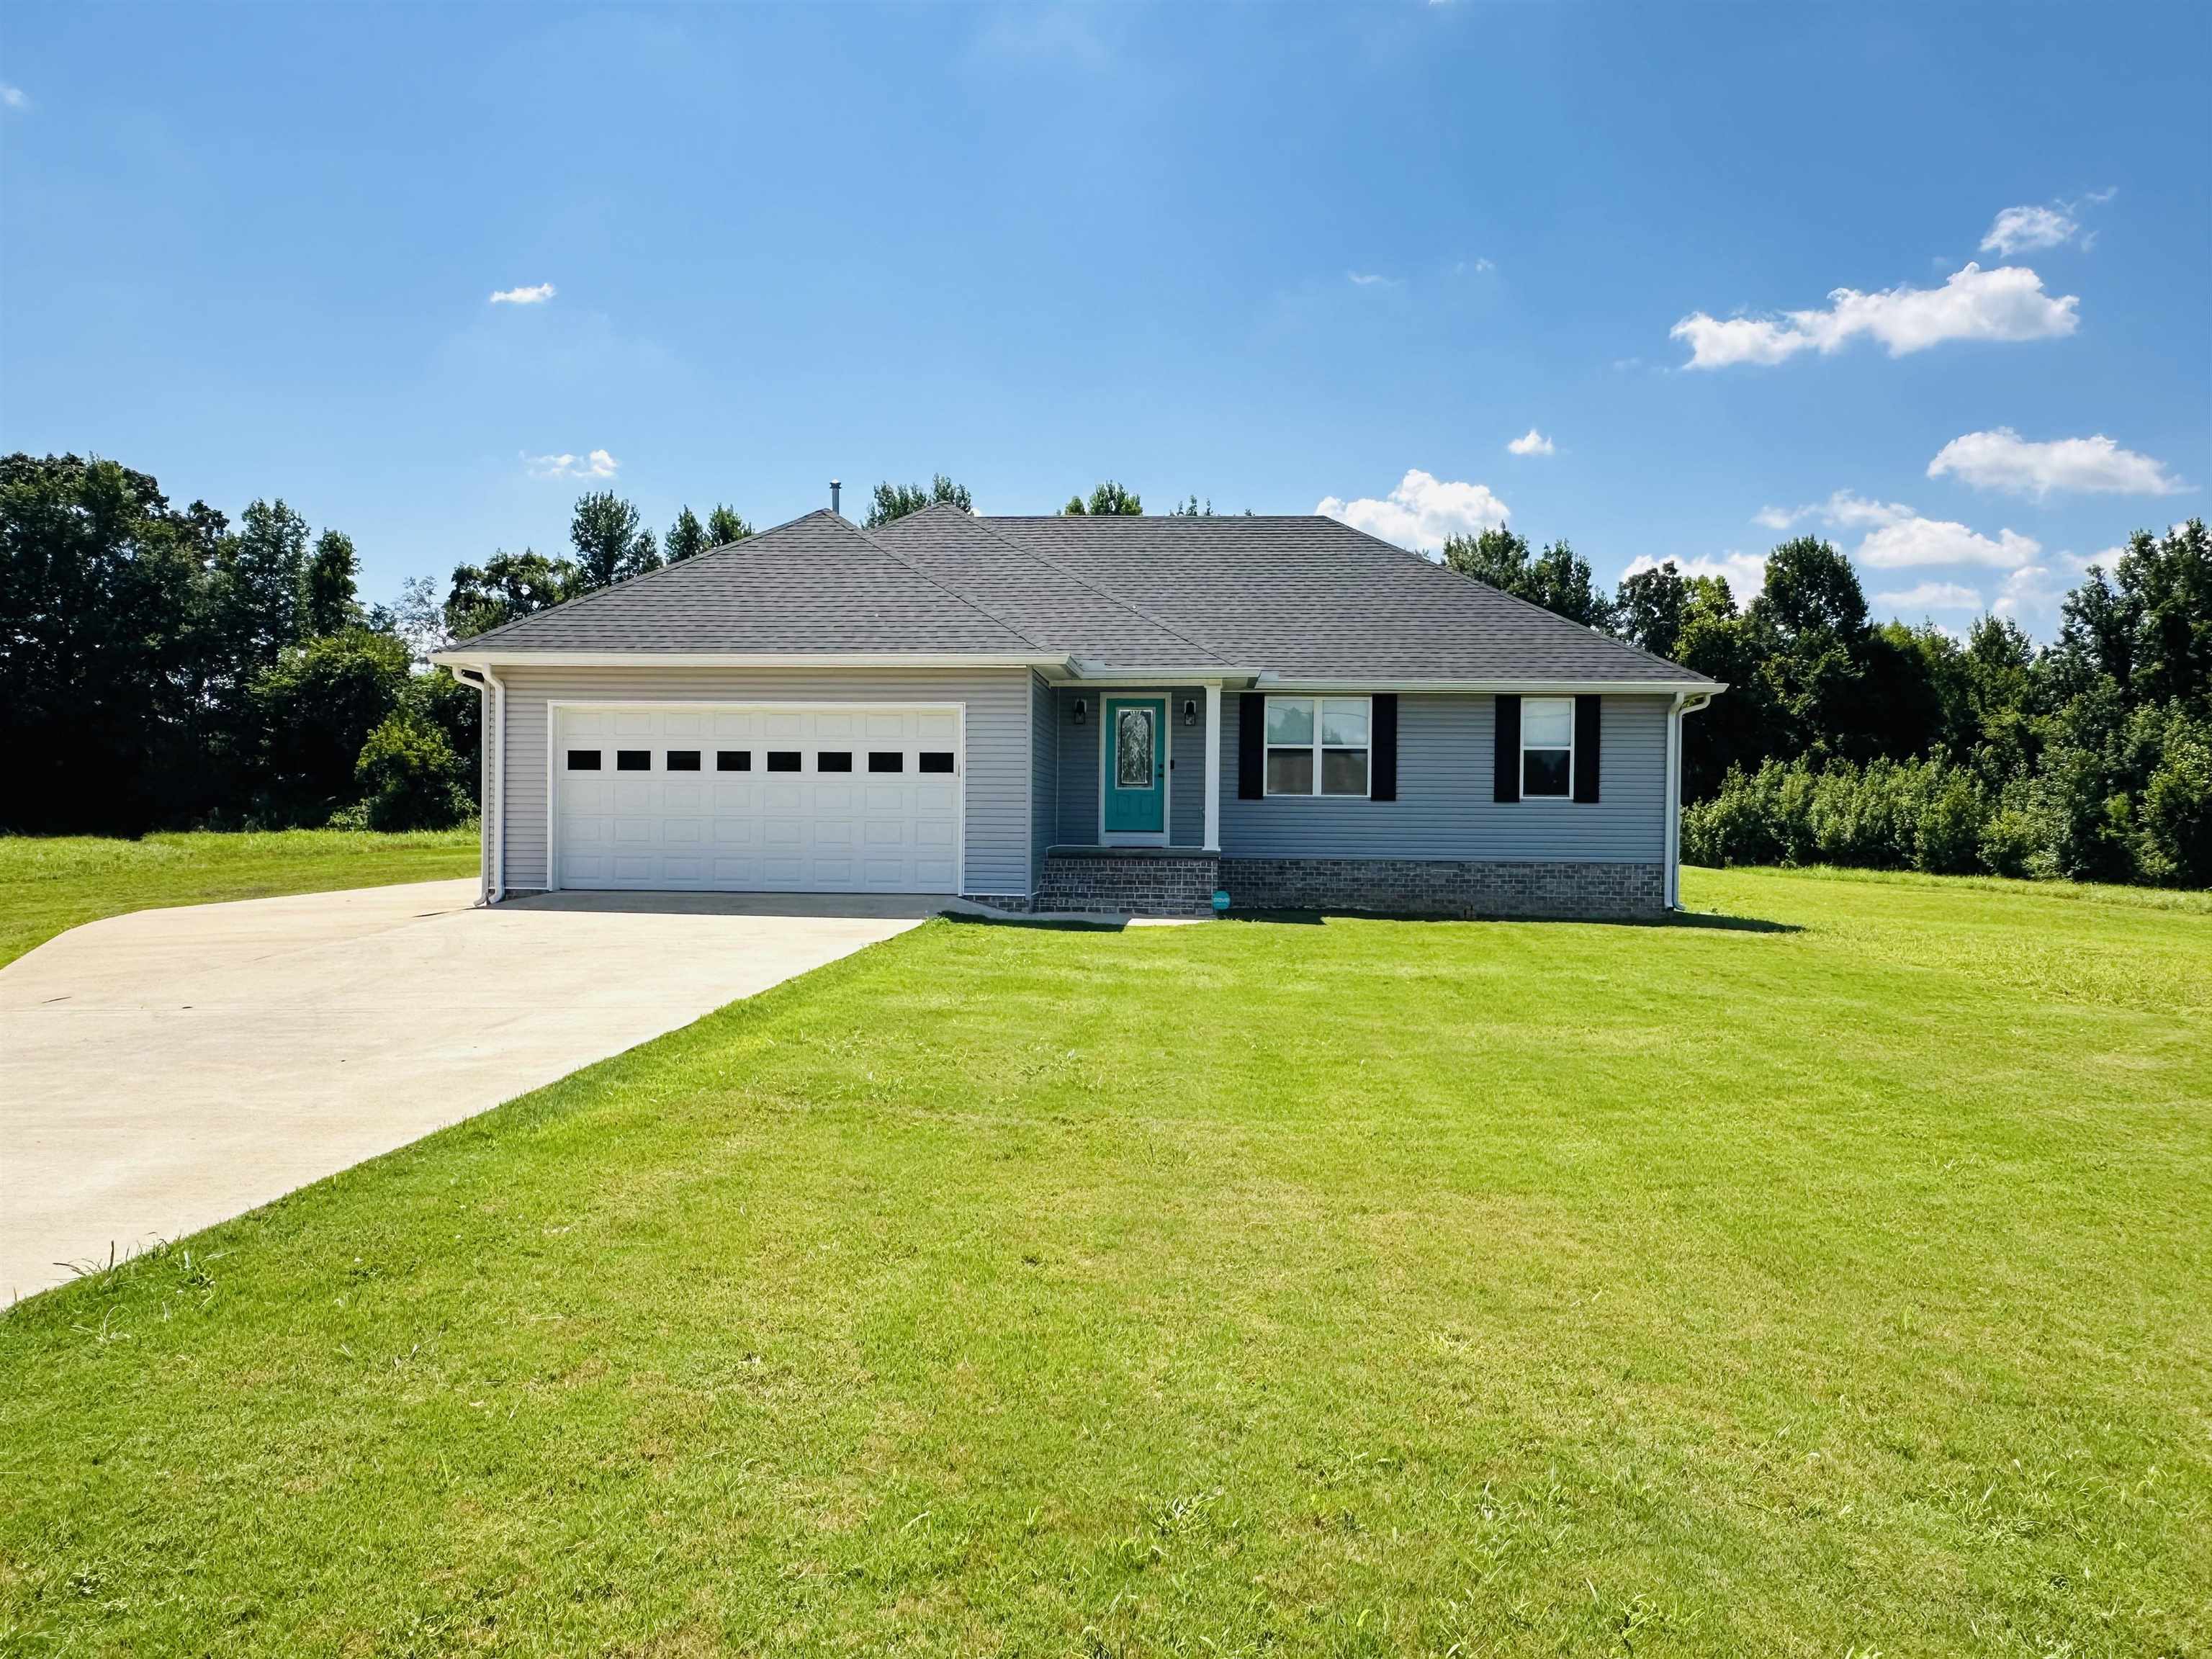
[1203,682,1223,852]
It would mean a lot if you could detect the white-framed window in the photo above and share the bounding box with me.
[1264,696,1372,797]
[1521,696,1574,798]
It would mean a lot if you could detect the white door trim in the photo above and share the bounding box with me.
[1097,692,1172,847]
[546,699,967,894]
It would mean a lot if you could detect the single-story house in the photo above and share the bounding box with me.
[433,503,1720,917]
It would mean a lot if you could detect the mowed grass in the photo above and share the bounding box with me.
[0,829,482,969]
[2,869,2207,1655]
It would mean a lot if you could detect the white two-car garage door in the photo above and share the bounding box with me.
[552,704,963,894]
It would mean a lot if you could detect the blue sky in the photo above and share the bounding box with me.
[4,2,2205,636]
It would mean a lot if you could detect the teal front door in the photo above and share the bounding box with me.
[1102,696,1167,837]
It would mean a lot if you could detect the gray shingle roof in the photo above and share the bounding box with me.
[448,503,1714,686]
[454,510,1040,655]
[983,513,1709,683]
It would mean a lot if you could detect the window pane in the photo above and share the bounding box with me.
[1320,698,1369,747]
[918,751,956,774]
[716,750,750,771]
[665,750,701,771]
[868,752,903,773]
[1113,707,1155,788]
[566,750,601,771]
[817,752,853,773]
[1265,747,1314,795]
[1264,696,1313,745]
[1523,697,1574,747]
[1321,748,1369,796]
[616,750,650,772]
[766,751,801,772]
[1523,749,1570,796]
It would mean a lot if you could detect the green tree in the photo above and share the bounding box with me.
[570,491,660,588]
[444,549,584,641]
[248,626,412,825]
[1063,480,1141,516]
[303,529,360,635]
[1169,495,1216,517]
[215,498,313,673]
[1613,559,1691,659]
[1444,529,1615,629]
[665,506,711,563]
[0,453,210,832]
[866,475,974,528]
[706,503,754,545]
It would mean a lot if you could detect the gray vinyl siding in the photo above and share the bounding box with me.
[1053,688,1093,845]
[1221,692,1671,863]
[492,665,1033,895]
[1049,685,1210,848]
[1029,673,1056,886]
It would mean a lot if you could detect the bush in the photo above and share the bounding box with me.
[1976,806,2041,878]
[1684,755,1997,876]
[2137,706,2212,886]
[352,707,471,831]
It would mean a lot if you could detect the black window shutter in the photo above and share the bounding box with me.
[1493,695,1521,802]
[1574,694,1601,803]
[1237,693,1264,799]
[1370,694,1398,801]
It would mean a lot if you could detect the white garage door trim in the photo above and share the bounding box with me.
[545,700,966,894]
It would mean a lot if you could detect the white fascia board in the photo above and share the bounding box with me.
[431,649,1070,672]
[1254,677,1727,696]
[1051,660,1265,685]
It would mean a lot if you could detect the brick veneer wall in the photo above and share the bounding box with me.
[1218,858,1666,920]
[1036,853,1221,917]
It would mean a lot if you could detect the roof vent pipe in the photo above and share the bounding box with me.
[830,480,841,516]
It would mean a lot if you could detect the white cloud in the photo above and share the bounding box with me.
[1317,469,1509,551]
[490,282,557,305]
[1,85,29,111]
[523,448,619,480]
[1855,514,2039,570]
[1506,428,1555,457]
[1927,427,2185,498]
[1979,204,2078,257]
[1671,261,2078,368]
[1875,580,1984,611]
[1347,271,1400,288]
[1753,489,2039,571]
[1622,549,1769,596]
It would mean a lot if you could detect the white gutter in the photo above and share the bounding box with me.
[1259,677,1728,696]
[1664,691,1714,910]
[431,649,1071,672]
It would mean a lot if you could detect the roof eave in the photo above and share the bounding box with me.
[429,649,1074,672]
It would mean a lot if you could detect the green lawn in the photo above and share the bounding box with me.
[3,868,2206,1655]
[0,828,482,970]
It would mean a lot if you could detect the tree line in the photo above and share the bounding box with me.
[1449,523,2211,887]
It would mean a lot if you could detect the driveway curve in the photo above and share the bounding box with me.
[0,881,932,1302]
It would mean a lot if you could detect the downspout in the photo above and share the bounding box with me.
[1665,691,1714,910]
[485,667,506,902]
[449,666,505,905]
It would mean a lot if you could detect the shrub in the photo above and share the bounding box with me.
[352,707,471,831]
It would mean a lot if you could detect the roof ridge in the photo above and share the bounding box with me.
[945,509,1232,665]
[837,512,1051,652]
[454,511,842,649]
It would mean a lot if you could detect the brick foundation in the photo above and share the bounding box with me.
[1036,850,1221,917]
[1218,857,1665,920]
[959,892,1033,913]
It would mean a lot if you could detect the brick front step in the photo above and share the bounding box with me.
[1035,850,1220,917]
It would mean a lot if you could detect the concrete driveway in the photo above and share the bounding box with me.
[0,881,935,1302]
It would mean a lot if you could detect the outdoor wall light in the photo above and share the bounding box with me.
[1182,698,1199,727]
[1072,698,1087,726]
